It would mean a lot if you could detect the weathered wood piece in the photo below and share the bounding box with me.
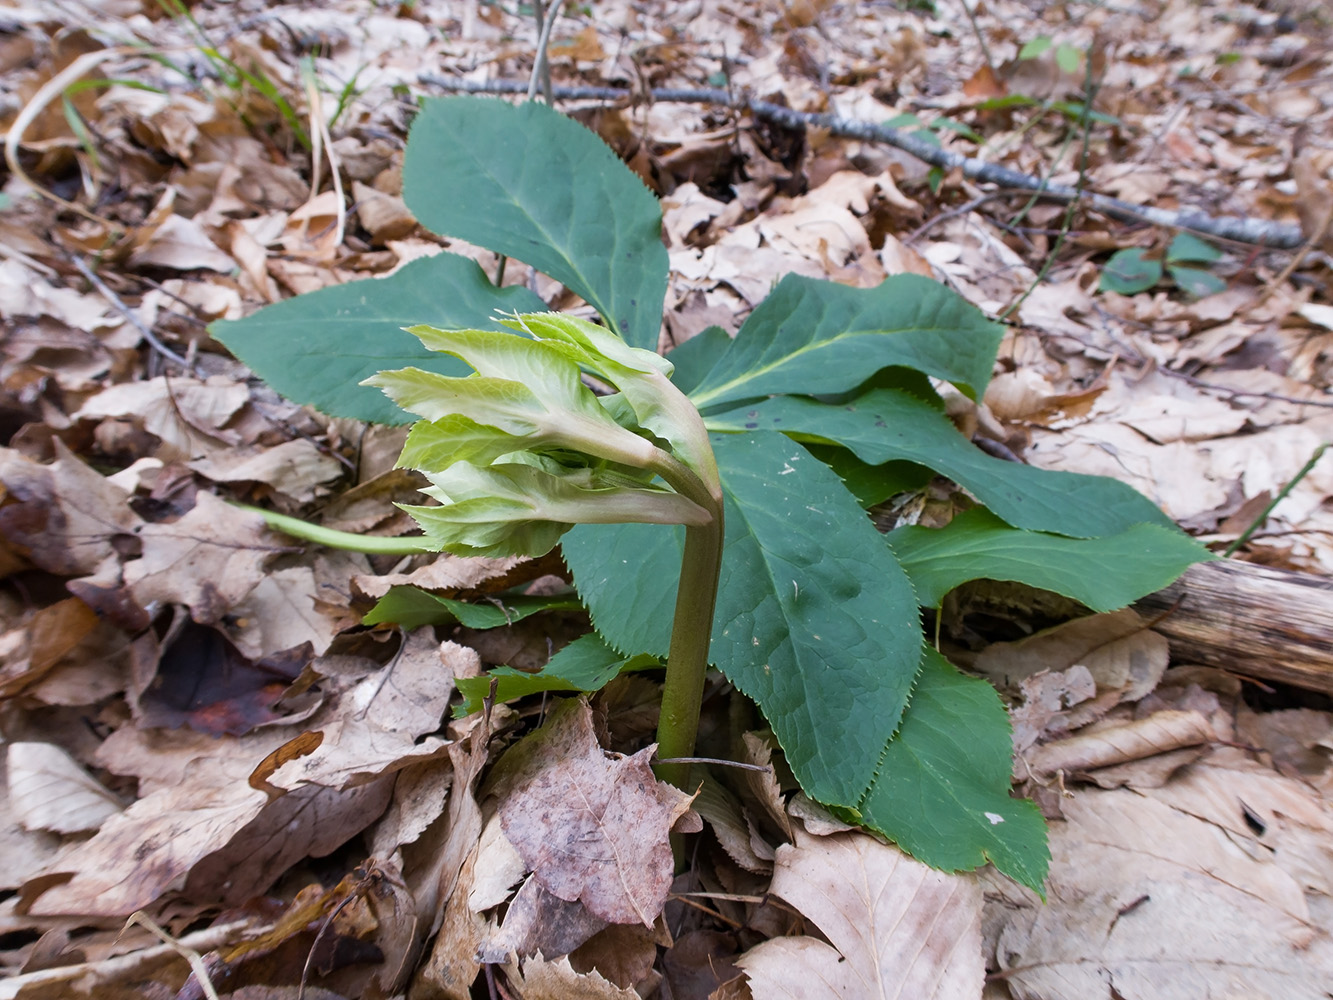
[1134,559,1333,695]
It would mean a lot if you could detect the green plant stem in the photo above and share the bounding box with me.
[1224,442,1328,557]
[654,507,724,791]
[233,503,438,555]
[644,450,725,791]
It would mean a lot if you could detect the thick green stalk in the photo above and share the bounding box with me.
[648,452,725,790]
[233,503,438,555]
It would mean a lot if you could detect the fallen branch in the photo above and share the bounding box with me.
[1135,559,1333,695]
[417,76,1305,250]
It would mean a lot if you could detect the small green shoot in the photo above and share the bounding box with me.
[1100,232,1226,297]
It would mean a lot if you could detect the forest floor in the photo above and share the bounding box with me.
[2,0,1333,997]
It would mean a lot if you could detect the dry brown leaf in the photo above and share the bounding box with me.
[693,777,774,874]
[6,742,123,835]
[1024,709,1217,779]
[0,442,142,576]
[992,776,1333,999]
[124,493,285,624]
[0,258,120,331]
[266,631,458,792]
[489,698,694,927]
[351,179,417,244]
[351,552,527,600]
[468,812,528,912]
[478,874,609,963]
[411,725,493,997]
[736,826,983,999]
[974,609,1169,704]
[0,747,63,892]
[228,566,342,660]
[501,951,640,1000]
[128,213,237,272]
[187,439,343,503]
[0,597,101,699]
[26,741,275,916]
[75,376,249,461]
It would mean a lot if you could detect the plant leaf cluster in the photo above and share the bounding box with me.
[214,96,1213,893]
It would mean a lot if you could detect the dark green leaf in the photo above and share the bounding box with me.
[666,325,732,394]
[930,117,984,143]
[883,112,924,129]
[454,632,658,715]
[859,648,1050,894]
[1166,232,1222,264]
[887,508,1213,609]
[567,432,924,806]
[686,275,1004,411]
[210,254,543,424]
[402,97,668,351]
[1099,248,1162,295]
[362,586,581,630]
[804,445,932,508]
[1168,264,1226,299]
[707,389,1174,537]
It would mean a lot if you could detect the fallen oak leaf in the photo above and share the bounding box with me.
[487,697,695,927]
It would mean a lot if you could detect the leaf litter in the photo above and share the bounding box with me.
[1,0,1332,997]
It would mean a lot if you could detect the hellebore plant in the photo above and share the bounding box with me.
[215,96,1212,893]
[362,313,726,787]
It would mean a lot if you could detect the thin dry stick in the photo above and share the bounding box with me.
[417,77,1306,249]
[301,67,346,250]
[122,911,221,1000]
[69,255,196,372]
[3,47,151,226]
[1260,201,1333,303]
[527,0,559,105]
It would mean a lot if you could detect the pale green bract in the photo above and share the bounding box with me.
[362,314,716,558]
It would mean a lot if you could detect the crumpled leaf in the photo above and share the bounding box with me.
[736,825,984,999]
[488,698,695,927]
[267,631,460,792]
[124,493,287,624]
[0,442,142,576]
[6,741,123,835]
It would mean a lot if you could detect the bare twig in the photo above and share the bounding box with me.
[416,77,1306,249]
[69,256,197,373]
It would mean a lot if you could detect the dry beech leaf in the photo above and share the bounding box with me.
[693,776,773,874]
[0,597,101,699]
[128,213,238,272]
[1024,709,1217,779]
[412,729,493,998]
[187,439,344,503]
[6,742,123,835]
[266,631,460,792]
[124,493,285,624]
[974,609,1169,702]
[489,698,695,927]
[75,376,249,461]
[502,951,639,1000]
[0,442,143,577]
[229,566,341,660]
[478,873,608,963]
[468,811,528,912]
[993,773,1333,999]
[737,826,983,1000]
